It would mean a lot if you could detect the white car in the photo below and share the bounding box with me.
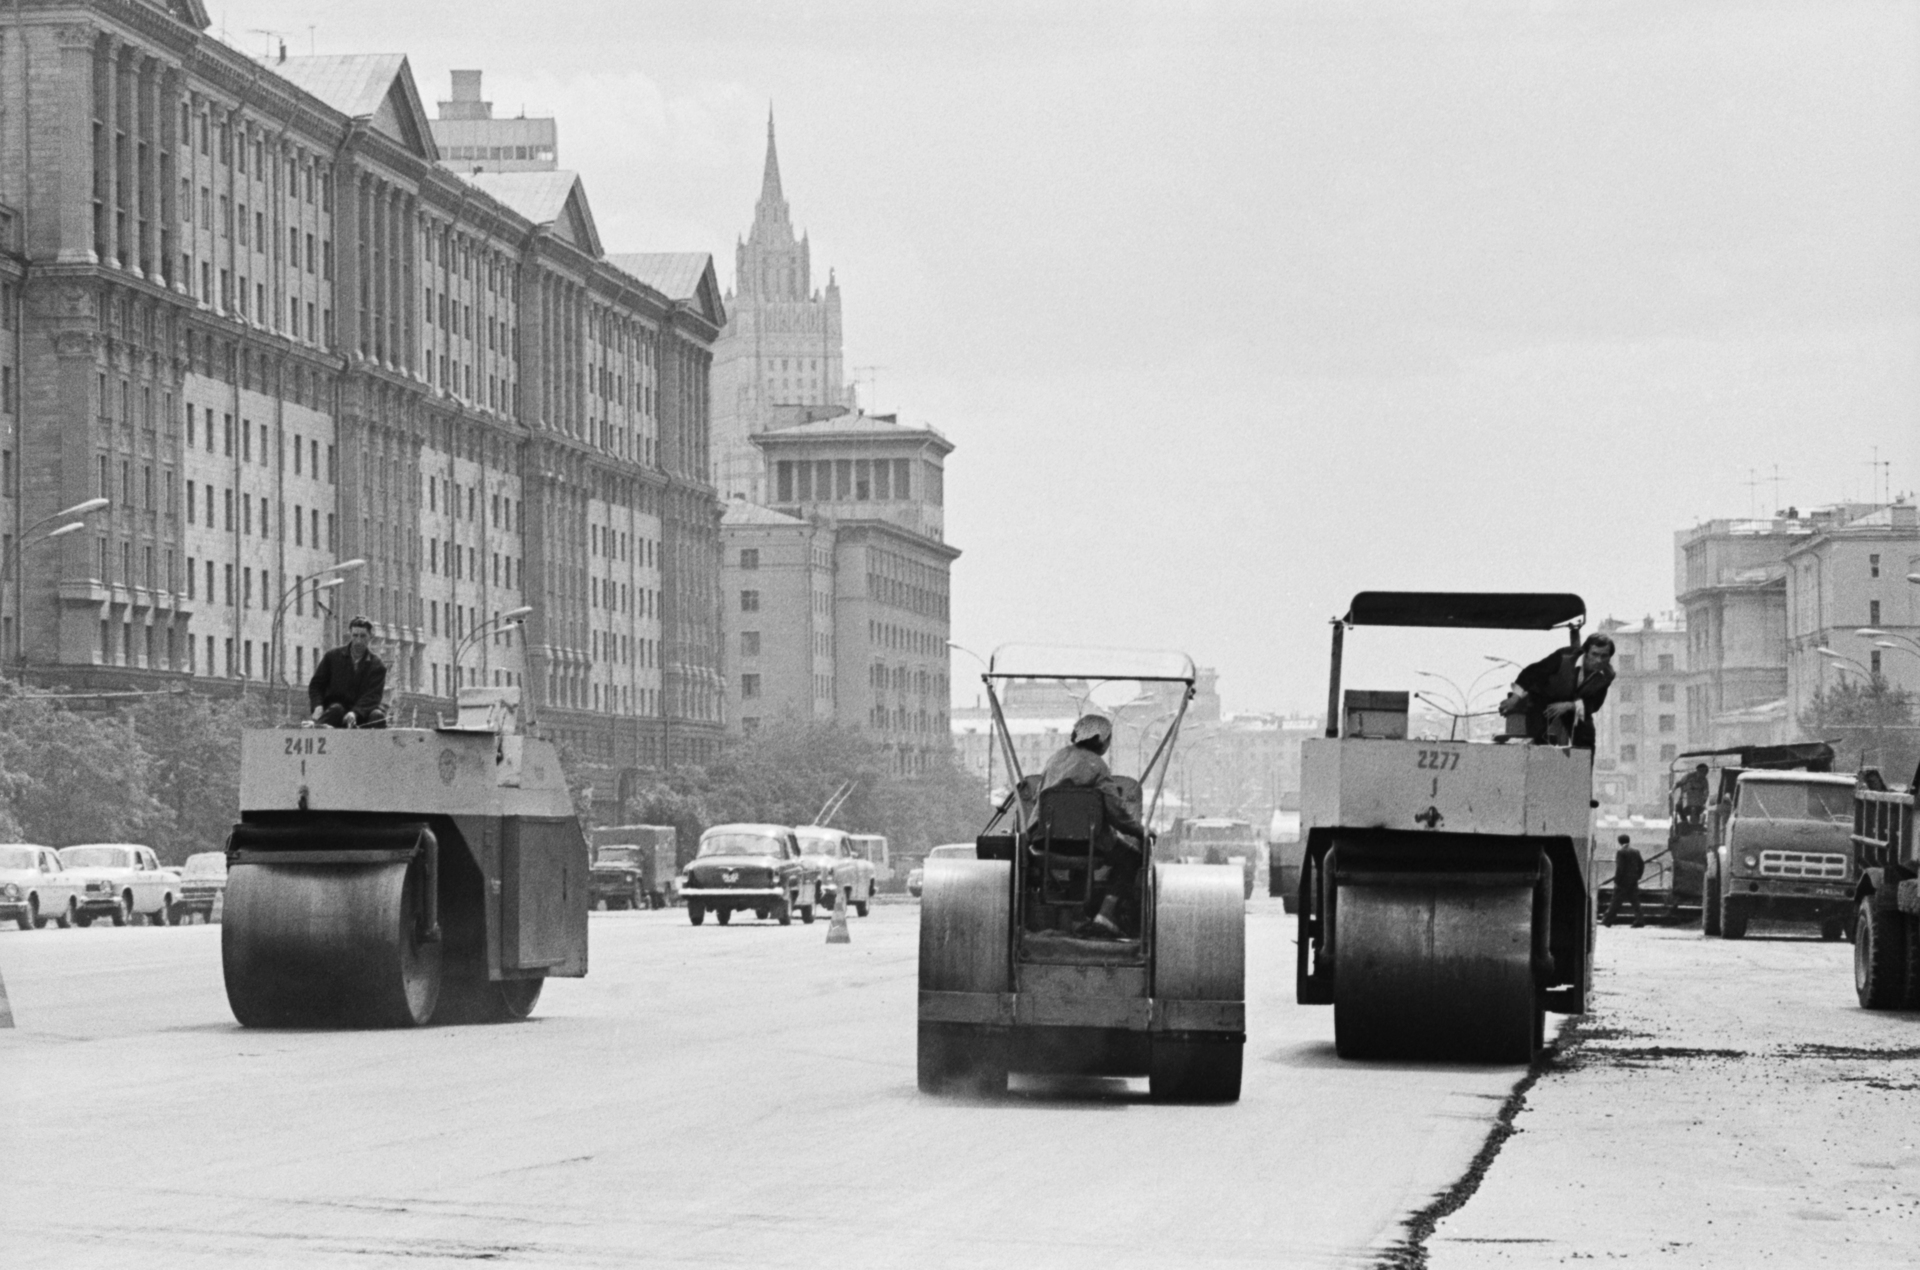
[0,843,84,930]
[793,825,877,917]
[908,842,976,898]
[57,844,183,927]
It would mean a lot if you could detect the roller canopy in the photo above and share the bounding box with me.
[1343,592,1586,631]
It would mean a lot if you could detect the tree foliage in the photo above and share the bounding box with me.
[0,683,173,849]
[1798,675,1919,783]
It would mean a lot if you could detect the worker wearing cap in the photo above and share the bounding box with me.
[1604,833,1646,928]
[1040,714,1148,938]
[307,616,389,728]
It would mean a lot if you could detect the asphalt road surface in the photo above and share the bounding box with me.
[2,896,1527,1269]
[1427,920,1920,1269]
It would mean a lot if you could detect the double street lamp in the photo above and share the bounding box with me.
[453,605,534,691]
[271,559,366,711]
[1,498,111,669]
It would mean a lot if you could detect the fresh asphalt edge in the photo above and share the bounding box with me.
[1374,1020,1573,1270]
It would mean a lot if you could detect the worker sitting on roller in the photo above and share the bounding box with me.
[1500,633,1615,748]
[1039,714,1148,939]
[307,616,389,729]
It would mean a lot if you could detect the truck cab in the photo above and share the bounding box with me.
[1703,770,1858,940]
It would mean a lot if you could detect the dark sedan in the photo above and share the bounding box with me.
[679,824,809,926]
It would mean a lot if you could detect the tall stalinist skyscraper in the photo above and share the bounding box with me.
[710,114,853,504]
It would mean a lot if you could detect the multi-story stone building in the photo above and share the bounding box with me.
[0,3,725,769]
[1590,614,1691,814]
[719,408,956,773]
[1784,500,1920,724]
[1676,515,1803,747]
[429,70,557,174]
[708,116,850,504]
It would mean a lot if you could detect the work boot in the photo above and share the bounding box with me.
[1077,895,1122,939]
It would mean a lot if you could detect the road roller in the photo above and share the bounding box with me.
[919,645,1245,1101]
[1295,593,1596,1064]
[223,687,588,1028]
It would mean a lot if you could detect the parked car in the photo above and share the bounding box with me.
[0,843,83,930]
[908,843,976,899]
[678,825,810,926]
[175,852,229,923]
[57,844,183,927]
[793,825,877,916]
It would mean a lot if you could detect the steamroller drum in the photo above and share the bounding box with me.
[1333,882,1537,1064]
[223,858,442,1028]
[1149,863,1246,1102]
[436,967,543,1024]
[918,859,1011,1095]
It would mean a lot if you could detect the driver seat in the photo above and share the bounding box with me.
[1030,785,1105,908]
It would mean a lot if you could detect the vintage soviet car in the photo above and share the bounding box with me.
[793,825,876,917]
[175,852,229,923]
[908,843,976,899]
[679,824,809,926]
[0,843,83,930]
[57,843,183,927]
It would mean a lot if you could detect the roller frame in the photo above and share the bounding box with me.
[224,727,588,1030]
[916,859,1245,1097]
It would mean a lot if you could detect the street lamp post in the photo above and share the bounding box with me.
[453,605,535,691]
[270,560,366,713]
[947,640,995,803]
[2,497,110,671]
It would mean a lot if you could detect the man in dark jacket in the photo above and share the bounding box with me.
[1040,714,1147,938]
[1604,833,1646,927]
[1512,633,1615,748]
[307,616,388,728]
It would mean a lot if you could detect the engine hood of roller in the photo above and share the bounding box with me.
[239,730,575,819]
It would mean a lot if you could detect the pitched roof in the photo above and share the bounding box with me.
[276,55,437,158]
[721,500,807,528]
[607,253,726,327]
[462,172,600,255]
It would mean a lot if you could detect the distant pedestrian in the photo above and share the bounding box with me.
[1605,833,1645,928]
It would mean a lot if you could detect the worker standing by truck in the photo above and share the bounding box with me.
[1604,833,1646,928]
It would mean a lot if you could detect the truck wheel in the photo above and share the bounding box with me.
[1721,897,1748,940]
[1902,914,1920,1010]
[687,902,706,926]
[1855,893,1906,1010]
[716,907,732,926]
[799,904,815,924]
[1701,869,1721,937]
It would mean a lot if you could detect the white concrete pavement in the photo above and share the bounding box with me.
[1427,922,1920,1269]
[0,896,1530,1269]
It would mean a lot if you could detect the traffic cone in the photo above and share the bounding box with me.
[826,886,851,945]
[0,962,14,1028]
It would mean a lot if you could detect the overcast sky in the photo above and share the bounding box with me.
[217,0,1920,714]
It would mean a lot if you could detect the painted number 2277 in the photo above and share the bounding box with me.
[1415,749,1459,771]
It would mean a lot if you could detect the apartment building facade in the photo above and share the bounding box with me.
[0,2,725,767]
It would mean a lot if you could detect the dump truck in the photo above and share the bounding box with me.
[919,645,1245,1101]
[222,687,588,1027]
[1296,592,1596,1064]
[1851,777,1918,1009]
[1690,743,1856,941]
[1666,741,1837,921]
[590,825,678,909]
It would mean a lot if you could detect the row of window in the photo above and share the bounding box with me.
[776,457,916,505]
[1617,715,1676,736]
[1618,744,1679,765]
